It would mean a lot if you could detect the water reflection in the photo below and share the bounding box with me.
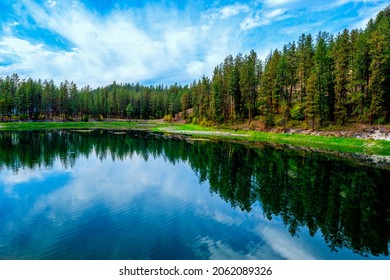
[0,130,389,259]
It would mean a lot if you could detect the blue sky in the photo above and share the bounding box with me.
[0,0,388,87]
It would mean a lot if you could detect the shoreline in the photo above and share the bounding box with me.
[1,121,390,156]
[282,127,390,141]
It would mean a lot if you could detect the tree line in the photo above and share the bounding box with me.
[0,6,389,128]
[0,77,188,121]
[190,6,390,128]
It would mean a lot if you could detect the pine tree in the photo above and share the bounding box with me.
[259,50,281,128]
[368,29,386,123]
[211,66,224,123]
[314,32,334,127]
[69,82,78,118]
[234,54,244,120]
[334,29,351,125]
[42,80,51,117]
[350,29,370,123]
[297,34,315,121]
[276,46,289,116]
[223,55,240,124]
[286,41,298,109]
[367,7,390,123]
[305,70,318,130]
[180,92,190,121]
[59,81,69,119]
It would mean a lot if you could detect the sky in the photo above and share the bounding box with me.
[0,0,388,88]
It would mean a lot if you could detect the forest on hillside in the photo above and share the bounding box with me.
[0,6,389,129]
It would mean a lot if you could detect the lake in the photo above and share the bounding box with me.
[0,130,389,260]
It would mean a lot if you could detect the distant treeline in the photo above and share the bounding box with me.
[0,7,389,128]
[0,78,189,121]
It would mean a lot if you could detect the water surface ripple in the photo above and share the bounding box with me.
[0,130,389,260]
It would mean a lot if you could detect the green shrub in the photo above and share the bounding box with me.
[66,115,74,121]
[187,113,195,123]
[82,114,89,122]
[265,113,274,128]
[376,117,385,125]
[37,113,46,121]
[19,114,28,121]
[291,104,304,121]
[163,114,173,122]
[274,115,285,127]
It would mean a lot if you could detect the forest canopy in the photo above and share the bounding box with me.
[0,6,389,129]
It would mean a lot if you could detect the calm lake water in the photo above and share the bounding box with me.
[0,130,389,260]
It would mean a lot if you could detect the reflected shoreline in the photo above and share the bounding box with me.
[1,130,389,259]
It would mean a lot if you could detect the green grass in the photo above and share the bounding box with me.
[247,131,389,155]
[171,124,217,131]
[164,126,390,155]
[0,121,152,130]
[1,121,389,155]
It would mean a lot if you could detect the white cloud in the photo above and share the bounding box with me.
[219,3,250,19]
[0,161,69,198]
[27,153,210,219]
[263,0,299,7]
[281,21,325,35]
[0,36,83,80]
[193,236,281,259]
[334,0,385,7]
[1,168,44,186]
[350,2,389,29]
[0,0,245,87]
[196,209,322,260]
[240,8,289,30]
[1,21,20,36]
[315,0,386,11]
[203,3,250,21]
[1,0,387,86]
[256,225,317,259]
[186,61,206,77]
[45,0,57,8]
[268,8,285,18]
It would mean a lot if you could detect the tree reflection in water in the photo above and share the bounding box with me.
[0,130,389,257]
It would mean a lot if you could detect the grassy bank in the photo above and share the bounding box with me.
[249,131,389,155]
[164,123,390,155]
[0,121,160,130]
[1,121,389,155]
